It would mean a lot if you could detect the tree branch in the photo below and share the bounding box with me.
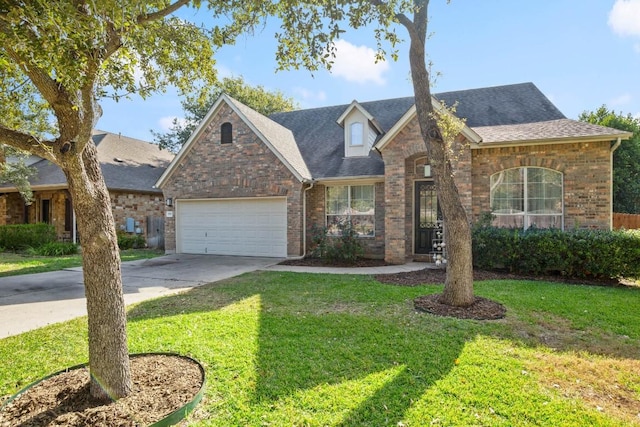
[0,125,57,163]
[0,23,81,142]
[136,0,191,25]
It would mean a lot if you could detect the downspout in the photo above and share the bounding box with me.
[302,179,316,258]
[610,137,622,230]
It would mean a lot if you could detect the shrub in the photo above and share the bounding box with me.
[31,242,79,256]
[472,225,640,281]
[310,221,363,265]
[117,232,146,250]
[0,223,56,250]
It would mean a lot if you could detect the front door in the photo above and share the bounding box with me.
[414,181,442,254]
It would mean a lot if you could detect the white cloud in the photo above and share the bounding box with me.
[608,0,640,37]
[293,87,327,104]
[158,116,189,132]
[330,40,389,85]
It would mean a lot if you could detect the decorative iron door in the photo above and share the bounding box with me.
[414,181,442,254]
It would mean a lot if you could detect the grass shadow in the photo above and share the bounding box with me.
[122,270,639,425]
[128,271,473,425]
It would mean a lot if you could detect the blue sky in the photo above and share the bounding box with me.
[98,0,640,142]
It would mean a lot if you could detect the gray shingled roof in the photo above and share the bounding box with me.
[227,96,311,180]
[0,131,174,193]
[269,83,623,179]
[475,119,630,144]
[435,82,566,126]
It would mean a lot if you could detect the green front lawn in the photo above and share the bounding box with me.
[0,249,163,277]
[1,272,639,426]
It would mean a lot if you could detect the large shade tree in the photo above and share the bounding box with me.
[275,0,475,306]
[1,0,474,402]
[0,0,273,400]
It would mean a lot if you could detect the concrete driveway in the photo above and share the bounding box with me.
[0,254,280,338]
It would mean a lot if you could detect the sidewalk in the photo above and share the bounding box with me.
[267,261,431,275]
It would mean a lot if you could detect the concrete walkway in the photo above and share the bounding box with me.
[266,262,430,275]
[0,255,429,338]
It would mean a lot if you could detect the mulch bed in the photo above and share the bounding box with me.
[0,354,203,427]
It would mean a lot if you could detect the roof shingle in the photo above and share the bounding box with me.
[0,130,174,193]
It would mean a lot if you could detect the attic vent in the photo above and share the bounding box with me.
[114,158,124,163]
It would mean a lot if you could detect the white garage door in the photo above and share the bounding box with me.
[177,198,287,257]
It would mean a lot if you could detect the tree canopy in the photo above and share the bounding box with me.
[580,106,640,213]
[0,0,279,400]
[153,76,298,152]
[0,0,472,400]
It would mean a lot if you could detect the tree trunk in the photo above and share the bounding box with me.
[405,0,475,306]
[63,140,132,400]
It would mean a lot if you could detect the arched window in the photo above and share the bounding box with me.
[220,122,233,144]
[490,167,563,229]
[349,122,363,146]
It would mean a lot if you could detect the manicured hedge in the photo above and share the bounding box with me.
[472,226,640,280]
[0,223,56,250]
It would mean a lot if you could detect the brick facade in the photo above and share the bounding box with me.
[110,191,166,237]
[0,190,165,243]
[161,103,305,256]
[471,141,613,229]
[160,103,616,263]
[379,117,473,263]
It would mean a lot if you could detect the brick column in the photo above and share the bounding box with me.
[384,158,406,264]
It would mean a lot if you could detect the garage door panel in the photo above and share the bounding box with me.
[177,199,287,257]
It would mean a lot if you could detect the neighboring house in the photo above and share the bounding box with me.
[156,82,632,264]
[0,130,174,245]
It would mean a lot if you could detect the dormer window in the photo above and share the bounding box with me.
[221,122,233,144]
[337,100,383,158]
[349,122,364,146]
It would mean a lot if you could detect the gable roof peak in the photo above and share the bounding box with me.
[336,99,384,134]
[156,93,311,188]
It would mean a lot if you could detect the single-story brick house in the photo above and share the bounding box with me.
[155,82,632,263]
[0,130,174,245]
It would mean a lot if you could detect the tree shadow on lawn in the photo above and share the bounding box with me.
[127,271,477,425]
[126,271,639,425]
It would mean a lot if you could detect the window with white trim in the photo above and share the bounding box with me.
[349,122,364,146]
[326,185,375,236]
[490,167,563,229]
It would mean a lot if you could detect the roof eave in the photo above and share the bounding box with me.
[374,99,482,152]
[155,95,229,188]
[474,132,633,149]
[314,175,385,185]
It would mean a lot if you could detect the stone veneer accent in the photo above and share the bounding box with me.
[161,103,305,256]
[471,140,613,229]
[110,191,166,237]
